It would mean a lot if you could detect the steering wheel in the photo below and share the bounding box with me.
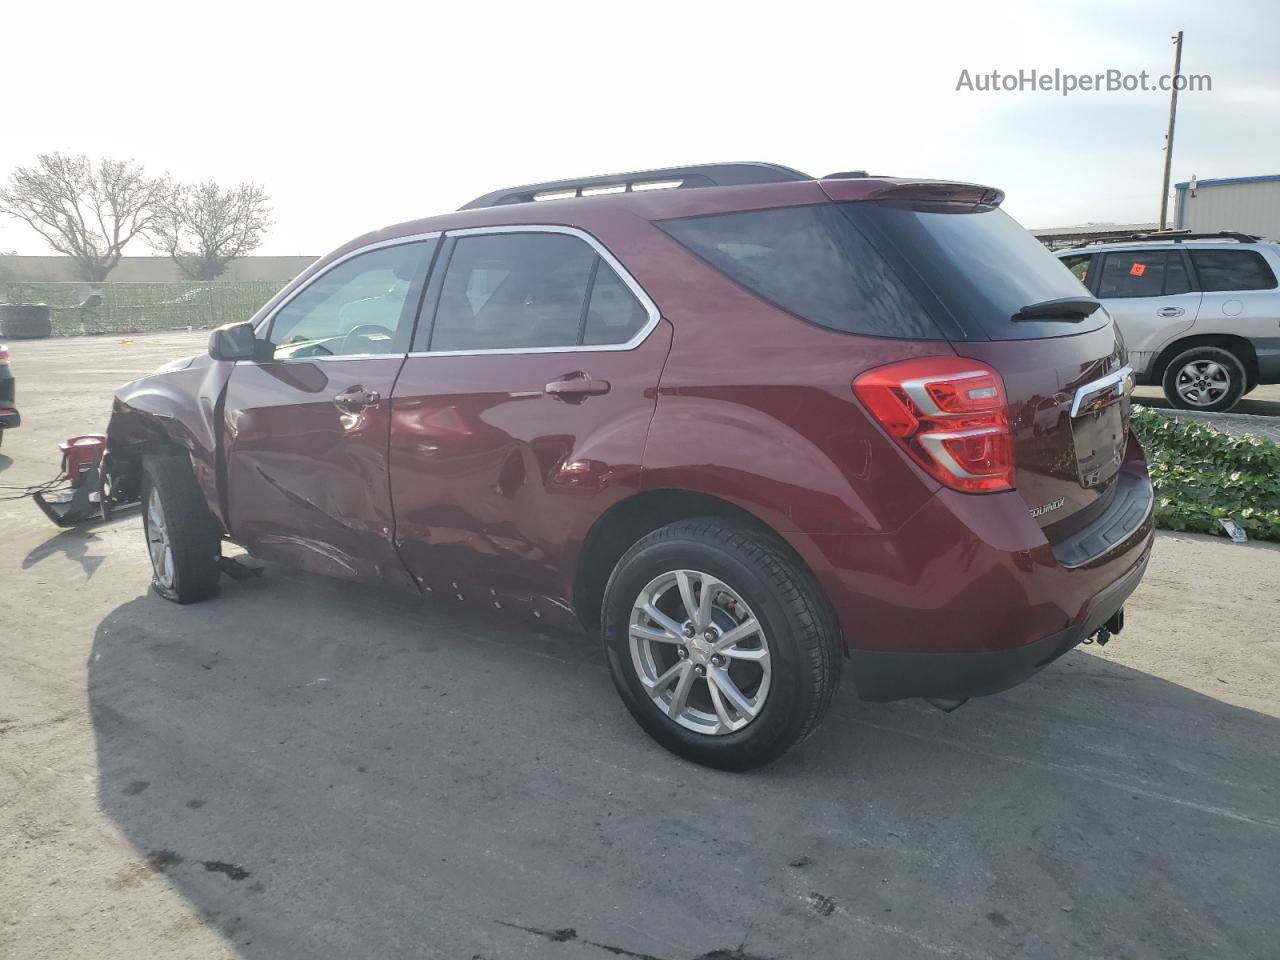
[339,323,396,354]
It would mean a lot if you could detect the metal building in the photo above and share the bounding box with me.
[1173,174,1280,239]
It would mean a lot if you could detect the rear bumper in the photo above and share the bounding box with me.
[788,437,1155,703]
[848,539,1149,701]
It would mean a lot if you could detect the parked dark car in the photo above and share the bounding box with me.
[105,163,1154,769]
[0,342,19,448]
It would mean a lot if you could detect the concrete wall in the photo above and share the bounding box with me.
[0,254,316,283]
[1175,178,1280,239]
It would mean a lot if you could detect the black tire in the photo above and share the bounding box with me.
[141,455,221,603]
[0,304,53,339]
[1161,346,1246,412]
[602,518,841,771]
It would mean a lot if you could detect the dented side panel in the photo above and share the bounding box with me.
[106,353,234,532]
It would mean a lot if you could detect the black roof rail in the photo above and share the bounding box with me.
[1070,230,1263,249]
[459,162,812,210]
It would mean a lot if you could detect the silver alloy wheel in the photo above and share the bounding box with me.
[629,569,772,735]
[1175,359,1231,407]
[146,487,175,591]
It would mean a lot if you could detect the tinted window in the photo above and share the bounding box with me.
[427,233,649,351]
[583,264,649,345]
[848,203,1106,340]
[1189,249,1278,292]
[1097,251,1188,298]
[268,240,434,359]
[1060,254,1092,284]
[659,205,943,339]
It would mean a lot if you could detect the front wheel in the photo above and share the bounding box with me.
[602,518,841,770]
[142,456,221,604]
[1162,346,1246,412]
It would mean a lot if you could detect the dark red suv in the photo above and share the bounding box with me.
[107,163,1154,769]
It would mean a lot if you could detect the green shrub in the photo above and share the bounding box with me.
[1129,406,1280,542]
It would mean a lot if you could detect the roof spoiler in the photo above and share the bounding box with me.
[460,162,812,210]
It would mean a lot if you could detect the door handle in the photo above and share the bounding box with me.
[332,385,381,412]
[544,372,611,401]
[1157,306,1186,318]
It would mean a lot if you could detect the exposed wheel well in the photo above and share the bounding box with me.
[573,489,823,634]
[1150,334,1259,390]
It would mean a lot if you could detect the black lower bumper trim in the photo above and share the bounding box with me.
[850,545,1150,702]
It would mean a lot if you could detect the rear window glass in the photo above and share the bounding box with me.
[661,202,1105,341]
[658,205,944,339]
[848,202,1107,340]
[1097,251,1190,298]
[1189,249,1278,292]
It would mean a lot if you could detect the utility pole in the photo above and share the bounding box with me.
[1159,30,1184,230]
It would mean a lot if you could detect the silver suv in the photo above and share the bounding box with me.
[1057,232,1280,411]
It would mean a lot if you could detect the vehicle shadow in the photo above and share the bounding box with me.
[0,452,12,472]
[88,572,1280,960]
[22,508,140,577]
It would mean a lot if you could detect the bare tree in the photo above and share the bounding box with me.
[150,180,272,280]
[0,153,166,282]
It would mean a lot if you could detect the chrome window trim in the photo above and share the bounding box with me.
[406,223,661,357]
[249,231,444,357]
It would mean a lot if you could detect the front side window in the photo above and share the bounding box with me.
[1096,251,1189,298]
[426,232,650,352]
[1189,249,1278,292]
[268,240,435,359]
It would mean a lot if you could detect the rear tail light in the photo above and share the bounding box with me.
[853,357,1014,493]
[0,345,9,363]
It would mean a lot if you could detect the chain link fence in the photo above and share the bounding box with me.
[2,281,286,335]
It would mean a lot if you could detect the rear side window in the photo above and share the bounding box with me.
[662,202,1107,341]
[426,232,650,352]
[1059,254,1092,285]
[1189,249,1278,292]
[659,205,943,339]
[1097,251,1190,298]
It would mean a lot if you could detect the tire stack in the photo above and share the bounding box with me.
[0,304,53,339]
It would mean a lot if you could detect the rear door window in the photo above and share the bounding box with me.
[1097,251,1190,298]
[424,232,650,352]
[1188,249,1278,291]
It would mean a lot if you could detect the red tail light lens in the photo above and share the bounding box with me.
[853,357,1014,493]
[0,345,9,364]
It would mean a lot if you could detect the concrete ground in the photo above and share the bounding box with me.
[1134,382,1280,417]
[2,332,1278,960]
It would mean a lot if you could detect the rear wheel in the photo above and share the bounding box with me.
[1162,346,1246,412]
[142,456,221,604]
[602,518,840,770]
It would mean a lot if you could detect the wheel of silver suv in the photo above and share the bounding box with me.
[1161,345,1246,412]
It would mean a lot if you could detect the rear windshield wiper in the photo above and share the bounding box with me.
[1011,297,1101,323]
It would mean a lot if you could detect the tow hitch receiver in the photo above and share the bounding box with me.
[33,434,137,527]
[1085,607,1126,647]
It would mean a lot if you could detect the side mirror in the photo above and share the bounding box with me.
[208,321,259,362]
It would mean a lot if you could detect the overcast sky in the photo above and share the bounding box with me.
[2,0,1277,257]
